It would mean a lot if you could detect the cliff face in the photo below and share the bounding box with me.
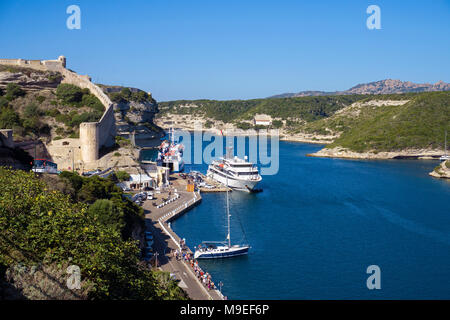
[0,66,62,91]
[100,85,161,139]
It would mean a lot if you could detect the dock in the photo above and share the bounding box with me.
[143,174,225,300]
[191,172,232,193]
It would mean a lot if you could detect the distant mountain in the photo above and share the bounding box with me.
[269,79,450,98]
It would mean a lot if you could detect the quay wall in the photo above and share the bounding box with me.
[0,56,116,163]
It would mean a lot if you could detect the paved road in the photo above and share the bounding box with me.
[143,191,224,300]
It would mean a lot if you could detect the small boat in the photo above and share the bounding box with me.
[440,131,449,162]
[194,176,250,259]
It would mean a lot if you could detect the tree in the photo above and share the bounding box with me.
[5,83,25,101]
[115,170,130,182]
[0,108,21,129]
[56,84,83,104]
[0,168,183,300]
[88,199,124,233]
[272,120,283,129]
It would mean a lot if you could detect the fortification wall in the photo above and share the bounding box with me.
[0,129,14,148]
[0,56,116,163]
[59,67,117,160]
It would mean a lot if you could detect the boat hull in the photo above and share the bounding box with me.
[194,246,249,259]
[206,170,260,191]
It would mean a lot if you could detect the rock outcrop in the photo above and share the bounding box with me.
[429,160,450,179]
[0,68,62,91]
[308,147,444,160]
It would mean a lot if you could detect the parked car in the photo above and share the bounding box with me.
[145,231,153,241]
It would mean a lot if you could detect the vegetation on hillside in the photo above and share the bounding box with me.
[0,82,105,140]
[159,95,370,123]
[326,92,450,152]
[0,168,187,300]
[104,87,155,104]
[159,92,449,152]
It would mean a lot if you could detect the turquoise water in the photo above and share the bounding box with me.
[163,139,450,299]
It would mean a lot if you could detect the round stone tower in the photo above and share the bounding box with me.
[80,122,99,162]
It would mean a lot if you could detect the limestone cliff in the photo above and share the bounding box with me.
[100,85,162,141]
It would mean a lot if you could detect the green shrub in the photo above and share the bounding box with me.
[5,83,25,101]
[114,152,121,157]
[0,96,8,109]
[56,84,84,104]
[115,171,131,182]
[45,108,61,117]
[24,104,41,118]
[0,168,181,300]
[82,94,104,112]
[0,108,21,129]
[115,135,131,147]
[47,73,62,83]
[36,95,46,104]
[272,119,283,128]
[235,122,252,130]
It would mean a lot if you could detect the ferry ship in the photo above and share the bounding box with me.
[206,151,262,192]
[157,128,185,173]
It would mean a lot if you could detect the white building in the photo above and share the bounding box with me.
[253,114,272,126]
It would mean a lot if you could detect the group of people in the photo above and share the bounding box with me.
[170,247,218,292]
[185,252,217,291]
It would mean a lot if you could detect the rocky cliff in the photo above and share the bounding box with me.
[100,85,162,140]
[269,79,450,98]
[0,65,62,91]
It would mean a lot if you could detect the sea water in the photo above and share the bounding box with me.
[144,137,450,299]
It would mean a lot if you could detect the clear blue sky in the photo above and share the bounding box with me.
[1,0,449,101]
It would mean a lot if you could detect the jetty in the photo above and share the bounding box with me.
[143,175,225,300]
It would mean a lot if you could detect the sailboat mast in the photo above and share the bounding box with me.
[445,130,447,155]
[226,176,231,248]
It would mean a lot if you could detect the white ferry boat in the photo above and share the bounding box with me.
[206,151,262,192]
[157,128,185,172]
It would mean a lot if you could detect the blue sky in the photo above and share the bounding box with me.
[1,0,449,101]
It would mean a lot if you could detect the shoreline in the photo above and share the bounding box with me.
[308,147,444,160]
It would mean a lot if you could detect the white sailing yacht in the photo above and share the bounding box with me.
[440,131,449,161]
[194,177,250,259]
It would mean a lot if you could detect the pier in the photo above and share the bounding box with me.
[143,175,225,300]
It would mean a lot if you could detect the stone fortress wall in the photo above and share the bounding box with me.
[0,129,14,148]
[0,56,116,163]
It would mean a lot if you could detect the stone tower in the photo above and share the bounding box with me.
[58,55,66,68]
